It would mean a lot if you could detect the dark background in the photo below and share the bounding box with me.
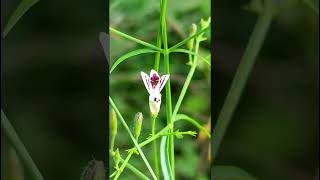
[2,0,107,179]
[213,1,319,180]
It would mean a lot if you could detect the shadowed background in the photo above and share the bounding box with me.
[213,1,318,180]
[2,0,107,179]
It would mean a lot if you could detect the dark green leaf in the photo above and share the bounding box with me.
[3,0,39,37]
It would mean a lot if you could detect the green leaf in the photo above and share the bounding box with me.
[170,48,210,66]
[160,136,173,180]
[110,49,157,73]
[3,0,39,38]
[212,166,258,180]
[1,110,45,180]
[174,114,210,138]
[109,27,162,51]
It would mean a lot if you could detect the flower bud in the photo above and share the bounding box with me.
[113,148,121,170]
[110,109,117,136]
[134,112,143,140]
[200,17,211,30]
[187,23,197,50]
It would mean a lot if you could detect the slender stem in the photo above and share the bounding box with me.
[1,110,44,180]
[114,151,135,180]
[152,1,163,177]
[109,27,162,51]
[152,116,160,178]
[125,160,151,180]
[110,154,150,180]
[109,97,158,180]
[139,127,169,148]
[212,5,274,160]
[172,39,200,119]
[160,0,175,176]
[110,134,116,153]
[168,27,209,52]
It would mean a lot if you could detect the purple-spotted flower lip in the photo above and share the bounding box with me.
[141,69,169,95]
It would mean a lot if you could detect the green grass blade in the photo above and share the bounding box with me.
[168,26,210,52]
[109,97,158,180]
[110,49,158,73]
[1,110,44,180]
[2,0,39,38]
[160,136,173,180]
[212,5,274,160]
[170,48,210,66]
[174,114,210,138]
[212,166,258,180]
[109,27,162,51]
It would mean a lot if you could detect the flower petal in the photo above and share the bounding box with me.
[159,74,169,92]
[141,72,152,94]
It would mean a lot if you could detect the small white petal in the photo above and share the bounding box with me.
[141,72,151,94]
[159,74,169,92]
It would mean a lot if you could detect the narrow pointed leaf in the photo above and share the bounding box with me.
[109,27,162,51]
[160,136,173,180]
[110,49,158,73]
[3,0,39,38]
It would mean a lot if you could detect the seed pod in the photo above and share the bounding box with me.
[110,109,117,136]
[134,112,143,140]
[187,23,197,50]
[113,148,121,170]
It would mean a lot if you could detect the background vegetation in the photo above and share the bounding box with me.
[213,1,318,180]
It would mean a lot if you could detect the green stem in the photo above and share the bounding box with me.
[152,116,160,179]
[212,5,274,161]
[114,151,135,180]
[110,134,116,154]
[154,0,163,71]
[168,27,209,52]
[109,97,158,180]
[160,0,175,176]
[125,160,150,180]
[172,39,200,119]
[110,154,150,180]
[1,110,44,180]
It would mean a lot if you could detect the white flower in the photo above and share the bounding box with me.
[140,69,169,117]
